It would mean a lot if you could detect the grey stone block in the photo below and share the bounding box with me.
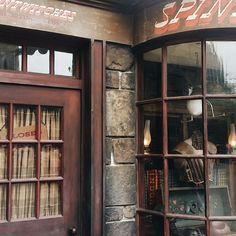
[106,44,134,71]
[106,90,135,136]
[106,221,136,236]
[113,138,135,164]
[106,138,112,165]
[105,207,123,222]
[121,72,135,90]
[105,165,136,206]
[123,206,136,219]
[106,70,120,88]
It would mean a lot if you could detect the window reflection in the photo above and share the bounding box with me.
[27,46,49,74]
[0,43,22,71]
[55,51,75,76]
[210,221,236,235]
[167,42,202,97]
[207,41,236,94]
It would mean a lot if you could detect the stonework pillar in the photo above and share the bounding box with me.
[105,43,136,236]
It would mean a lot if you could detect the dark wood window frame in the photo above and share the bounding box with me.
[135,29,236,236]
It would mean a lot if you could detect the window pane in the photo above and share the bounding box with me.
[40,182,61,216]
[167,42,202,97]
[210,221,236,235]
[41,107,62,140]
[142,103,162,154]
[41,145,62,177]
[0,105,8,140]
[167,100,203,154]
[12,183,35,219]
[55,51,75,76]
[12,145,36,179]
[143,48,162,99]
[143,159,164,212]
[0,43,22,71]
[207,99,236,155]
[0,145,7,179]
[13,106,36,140]
[207,41,236,94]
[169,159,205,215]
[209,159,236,216]
[139,214,164,236]
[0,185,7,221]
[170,219,205,236]
[27,46,49,74]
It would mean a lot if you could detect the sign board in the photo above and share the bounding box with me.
[134,0,236,45]
[0,0,133,45]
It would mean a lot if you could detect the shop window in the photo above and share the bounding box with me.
[137,41,236,235]
[55,51,75,76]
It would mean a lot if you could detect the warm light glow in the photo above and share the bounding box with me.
[186,99,202,116]
[228,123,236,148]
[144,120,151,148]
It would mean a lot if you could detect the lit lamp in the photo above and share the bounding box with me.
[186,99,202,116]
[228,123,236,154]
[144,120,151,154]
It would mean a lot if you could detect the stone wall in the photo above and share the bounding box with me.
[105,43,136,236]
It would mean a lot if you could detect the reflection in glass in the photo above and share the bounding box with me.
[41,145,61,177]
[143,159,164,212]
[13,106,36,140]
[210,221,236,235]
[27,46,49,74]
[0,43,22,71]
[12,183,35,219]
[209,159,236,216]
[139,214,164,236]
[167,42,201,97]
[40,182,61,216]
[12,145,36,179]
[169,159,205,215]
[55,51,75,76]
[143,48,162,99]
[143,103,162,154]
[41,107,61,140]
[167,100,203,153]
[0,105,8,140]
[207,41,236,94]
[207,99,236,154]
[170,219,205,236]
[0,145,7,179]
[0,185,7,221]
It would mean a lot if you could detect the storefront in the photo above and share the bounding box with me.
[0,0,236,236]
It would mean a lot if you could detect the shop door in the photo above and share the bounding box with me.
[0,84,81,236]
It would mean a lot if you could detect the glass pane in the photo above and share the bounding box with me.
[139,214,164,236]
[12,183,35,219]
[13,106,36,140]
[207,41,236,94]
[209,159,236,216]
[210,221,236,235]
[143,48,162,99]
[0,43,22,71]
[0,185,7,221]
[55,51,75,76]
[41,107,62,140]
[40,182,61,216]
[0,105,8,140]
[169,159,205,215]
[0,145,7,179]
[208,99,236,155]
[41,145,61,177]
[142,103,162,154]
[27,46,49,74]
[143,159,164,212]
[12,145,36,179]
[167,100,203,154]
[167,42,202,97]
[170,219,205,236]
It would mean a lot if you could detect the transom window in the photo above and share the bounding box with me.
[0,42,77,77]
[137,41,236,235]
